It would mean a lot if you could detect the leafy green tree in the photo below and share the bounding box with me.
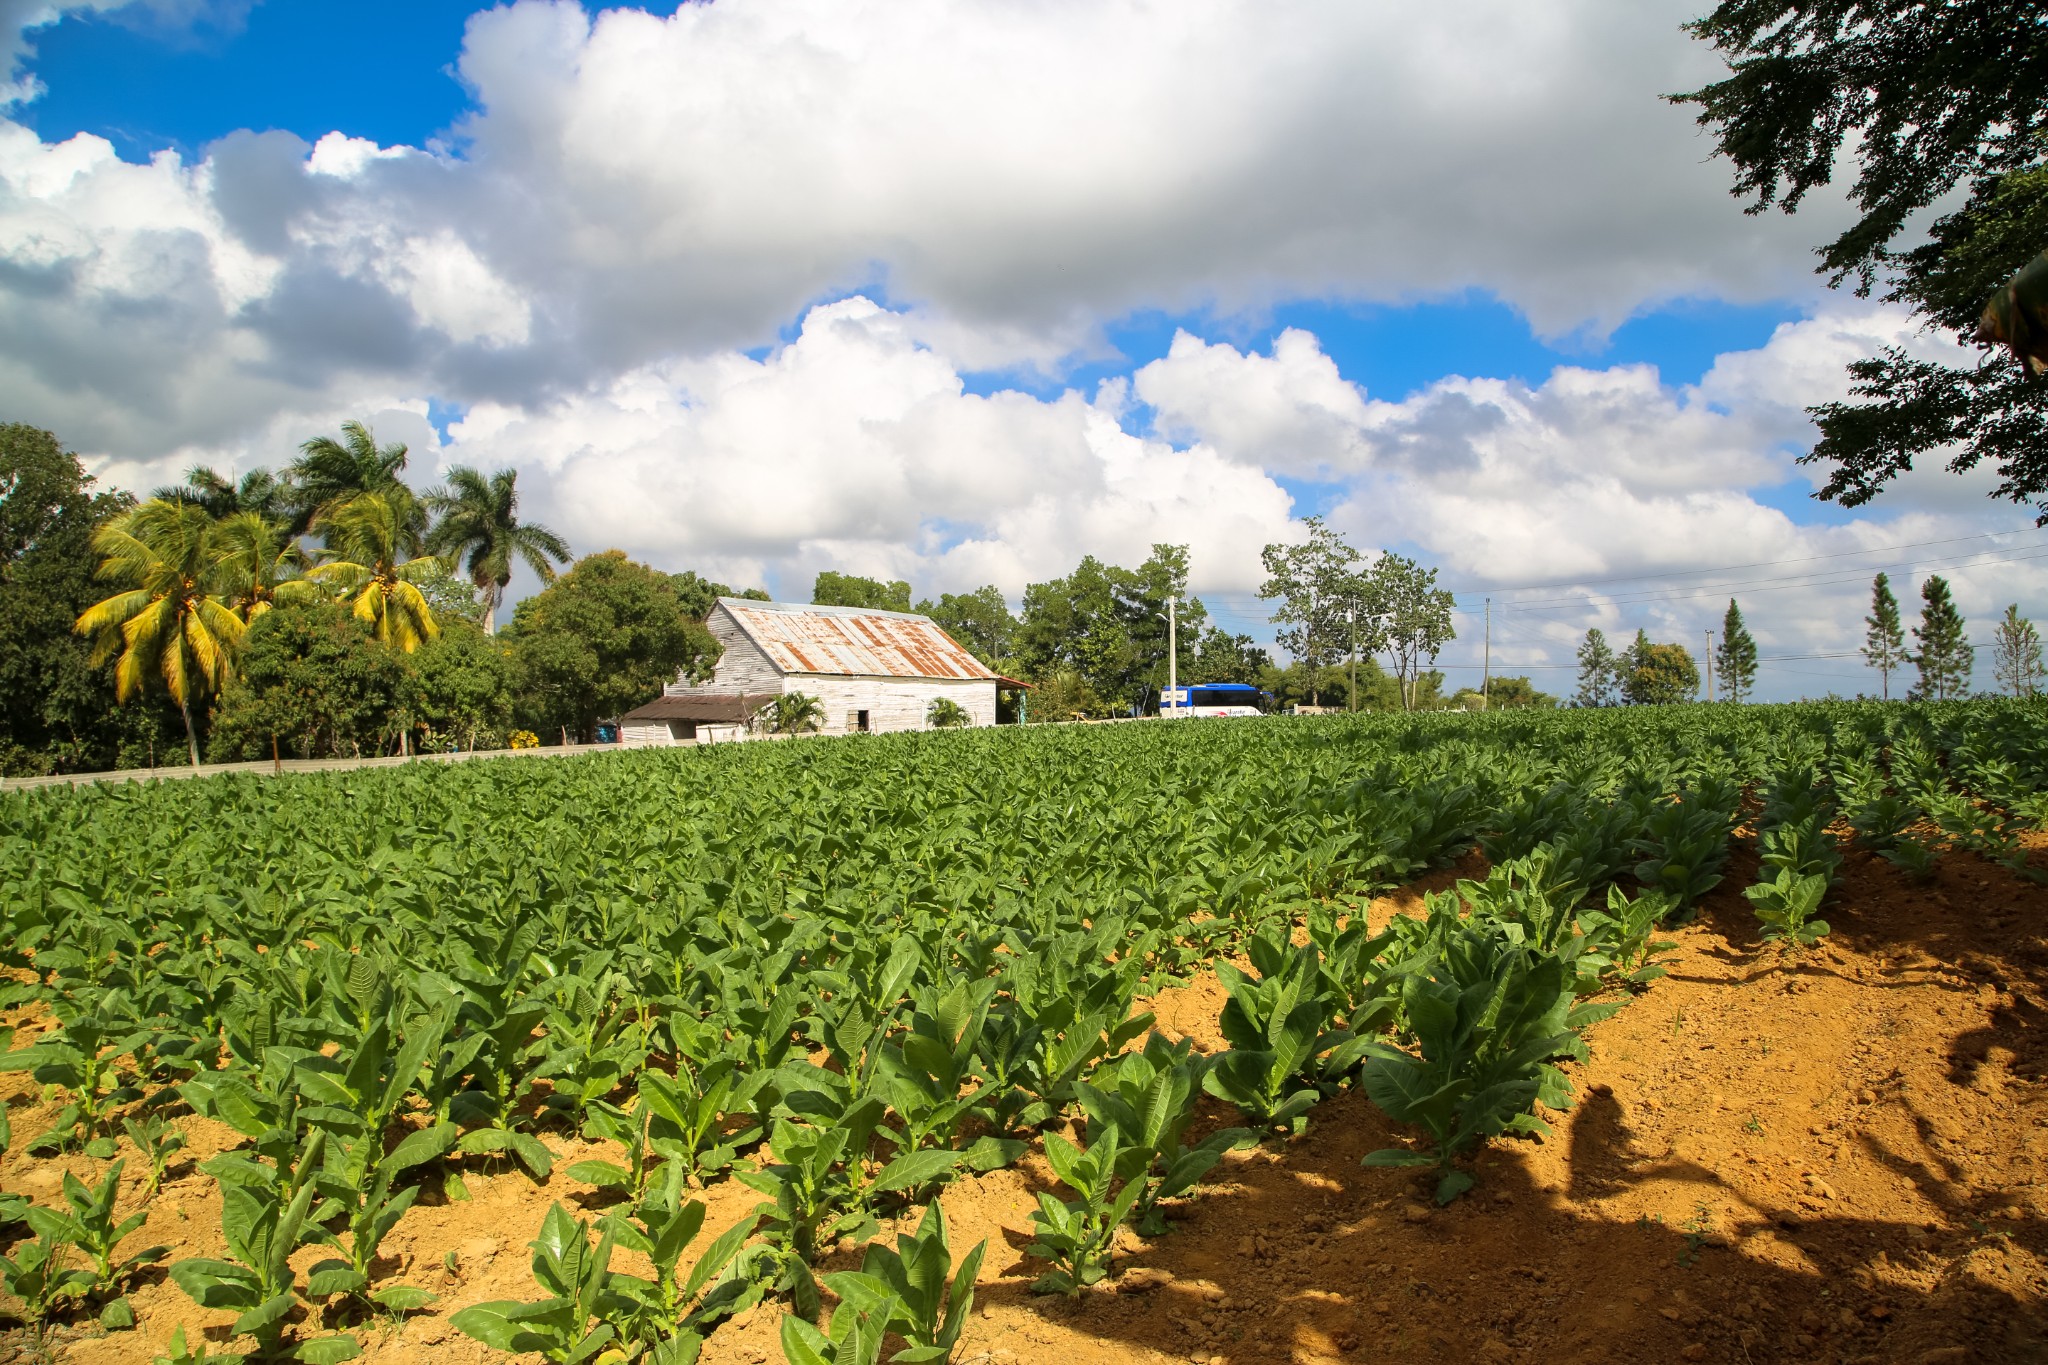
[813,572,912,612]
[1190,627,1271,687]
[423,466,572,634]
[307,491,443,654]
[1018,546,1206,712]
[671,571,769,621]
[0,425,179,776]
[925,697,972,729]
[412,622,516,751]
[1362,552,1457,711]
[75,500,245,765]
[1677,1,2048,516]
[1472,675,1556,710]
[291,420,418,537]
[208,603,413,760]
[408,559,488,629]
[916,586,1018,670]
[1714,599,1759,702]
[507,552,717,742]
[1025,670,1107,722]
[1620,632,1700,706]
[1573,628,1619,707]
[1992,604,2045,698]
[1912,575,1973,700]
[1258,517,1359,708]
[1863,573,1908,699]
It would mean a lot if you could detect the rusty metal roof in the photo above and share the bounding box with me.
[715,599,999,681]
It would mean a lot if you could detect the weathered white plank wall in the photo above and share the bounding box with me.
[791,676,996,734]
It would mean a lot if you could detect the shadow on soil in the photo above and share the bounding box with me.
[975,841,2048,1365]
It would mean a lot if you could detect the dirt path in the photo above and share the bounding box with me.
[6,842,2044,1364]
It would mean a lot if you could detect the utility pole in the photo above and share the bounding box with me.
[1167,594,1178,711]
[1704,630,1715,702]
[1347,601,1357,712]
[1482,598,1491,709]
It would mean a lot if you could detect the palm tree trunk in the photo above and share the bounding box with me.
[179,693,200,767]
[482,579,501,635]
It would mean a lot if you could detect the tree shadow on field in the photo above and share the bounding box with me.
[972,838,2048,1364]
[973,1080,2047,1365]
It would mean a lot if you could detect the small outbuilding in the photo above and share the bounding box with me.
[619,598,1005,746]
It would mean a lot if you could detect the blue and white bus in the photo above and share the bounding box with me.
[1160,682,1269,718]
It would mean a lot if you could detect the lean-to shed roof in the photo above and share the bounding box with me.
[621,692,779,723]
[715,599,999,681]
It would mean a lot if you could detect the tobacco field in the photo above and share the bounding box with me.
[1,701,2045,1364]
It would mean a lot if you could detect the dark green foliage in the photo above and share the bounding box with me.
[207,604,412,760]
[0,424,180,775]
[670,570,768,621]
[1716,600,1759,702]
[1019,544,1205,712]
[1621,631,1701,706]
[507,551,720,740]
[1865,574,1909,699]
[410,622,515,750]
[813,572,913,612]
[1913,575,1973,700]
[916,585,1018,670]
[1677,5,2048,514]
[1574,628,1619,707]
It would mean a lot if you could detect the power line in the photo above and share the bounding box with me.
[1444,528,2030,598]
[1485,544,2048,613]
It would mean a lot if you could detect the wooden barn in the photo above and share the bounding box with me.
[619,598,1004,745]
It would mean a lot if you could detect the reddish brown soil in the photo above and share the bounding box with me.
[4,842,2045,1365]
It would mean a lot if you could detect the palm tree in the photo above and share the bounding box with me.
[307,491,443,653]
[423,466,572,634]
[292,421,419,539]
[153,465,291,522]
[212,511,315,622]
[757,692,825,735]
[74,500,244,766]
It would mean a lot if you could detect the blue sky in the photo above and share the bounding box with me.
[5,0,2039,701]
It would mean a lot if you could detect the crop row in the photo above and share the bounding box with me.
[0,700,2042,1362]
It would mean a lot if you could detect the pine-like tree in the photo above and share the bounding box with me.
[1992,605,2044,699]
[1714,598,1758,702]
[1863,573,1907,700]
[1912,576,1972,701]
[1574,628,1618,707]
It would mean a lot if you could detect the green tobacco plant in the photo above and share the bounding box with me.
[602,1198,764,1365]
[638,1059,760,1189]
[825,1200,985,1364]
[1359,925,1605,1205]
[123,1111,189,1195]
[1203,931,1347,1134]
[1077,1034,1250,1236]
[1575,886,1679,991]
[1024,1129,1141,1295]
[778,1299,892,1365]
[169,1128,364,1362]
[22,1159,168,1323]
[0,1014,145,1155]
[449,1204,618,1364]
[1743,870,1832,947]
[0,1226,94,1345]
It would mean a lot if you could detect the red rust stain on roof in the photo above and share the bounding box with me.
[723,602,997,680]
